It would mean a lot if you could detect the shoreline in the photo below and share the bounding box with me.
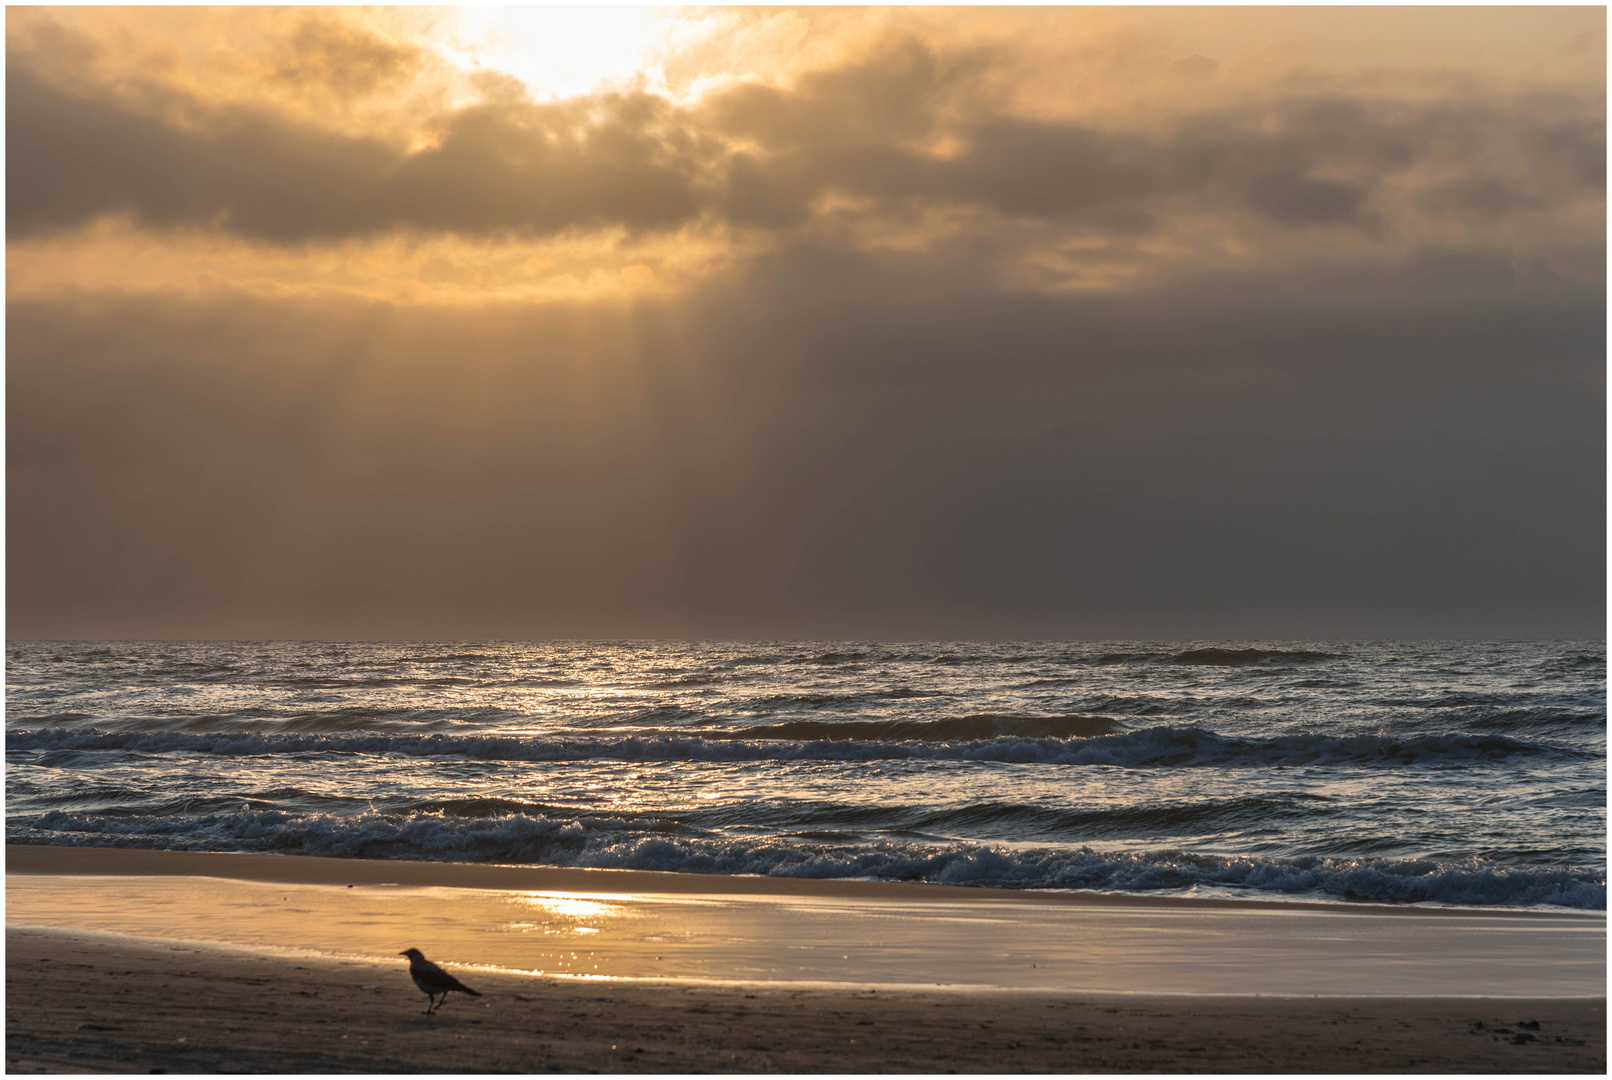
[6,843,1599,917]
[7,844,1604,998]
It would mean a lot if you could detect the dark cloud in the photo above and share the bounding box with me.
[374,95,717,237]
[1532,118,1607,189]
[1420,176,1540,221]
[6,60,721,241]
[8,34,1601,245]
[708,38,962,150]
[939,118,1157,219]
[271,17,430,100]
[6,63,400,240]
[9,252,1602,638]
[1245,170,1368,225]
[1394,248,1533,293]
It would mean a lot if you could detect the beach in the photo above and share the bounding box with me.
[6,0,1607,1070]
[6,846,1605,1072]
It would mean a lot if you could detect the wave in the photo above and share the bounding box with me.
[9,725,1583,769]
[10,706,530,736]
[708,793,1331,839]
[8,810,1601,909]
[1172,648,1342,666]
[722,647,1049,668]
[1539,651,1606,674]
[3,787,1332,842]
[709,714,1124,742]
[739,688,943,711]
[260,676,477,690]
[1067,695,1180,716]
[1445,707,1606,736]
[785,650,873,665]
[408,651,499,664]
[1391,689,1600,711]
[1078,647,1343,666]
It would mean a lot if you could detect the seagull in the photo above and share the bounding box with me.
[400,948,483,1014]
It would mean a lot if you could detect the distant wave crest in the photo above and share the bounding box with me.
[9,725,1581,768]
[1171,647,1342,666]
[707,714,1125,742]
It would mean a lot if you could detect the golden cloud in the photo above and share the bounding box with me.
[6,6,1603,303]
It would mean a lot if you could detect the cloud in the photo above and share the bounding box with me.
[6,63,724,243]
[8,22,1602,284]
[374,93,716,238]
[1420,176,1540,222]
[6,63,401,241]
[269,15,431,101]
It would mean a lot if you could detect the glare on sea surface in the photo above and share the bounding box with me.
[446,7,665,98]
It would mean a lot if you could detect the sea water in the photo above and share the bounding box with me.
[6,640,1604,909]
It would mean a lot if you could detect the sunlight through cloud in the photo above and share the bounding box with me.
[445,6,668,98]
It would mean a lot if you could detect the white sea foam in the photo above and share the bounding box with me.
[9,808,1604,909]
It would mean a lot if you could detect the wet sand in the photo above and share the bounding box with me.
[6,845,1607,1072]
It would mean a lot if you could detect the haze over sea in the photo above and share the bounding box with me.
[7,640,1604,911]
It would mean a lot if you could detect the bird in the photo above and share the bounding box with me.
[399,948,483,1014]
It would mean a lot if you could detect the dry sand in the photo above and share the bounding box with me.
[6,845,1607,1072]
[7,928,1604,1073]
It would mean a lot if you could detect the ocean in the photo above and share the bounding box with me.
[6,639,1604,910]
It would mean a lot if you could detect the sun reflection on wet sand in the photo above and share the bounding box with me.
[507,892,625,936]
[514,892,622,921]
[6,872,1603,996]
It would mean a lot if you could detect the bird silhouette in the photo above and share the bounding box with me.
[400,948,483,1014]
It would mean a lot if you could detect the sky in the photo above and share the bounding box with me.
[6,5,1605,640]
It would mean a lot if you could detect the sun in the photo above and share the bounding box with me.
[445,6,668,99]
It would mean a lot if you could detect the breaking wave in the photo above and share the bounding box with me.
[8,809,1601,909]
